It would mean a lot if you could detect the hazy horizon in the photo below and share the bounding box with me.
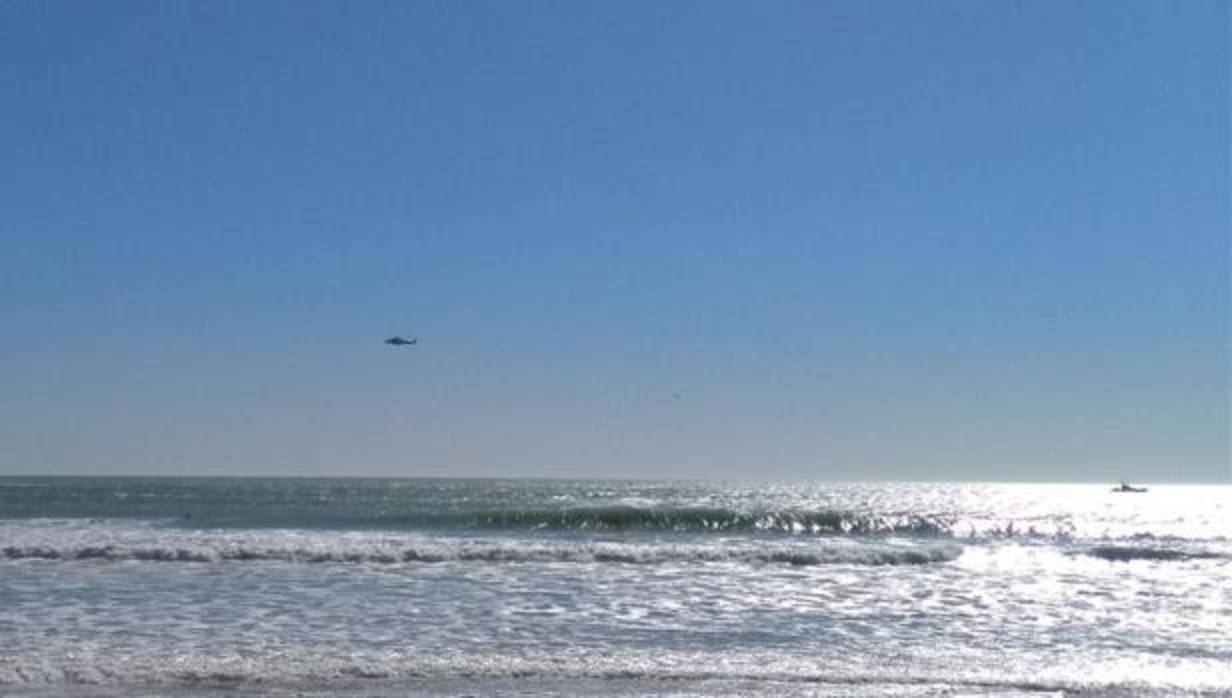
[1,473,1228,487]
[4,1,1229,482]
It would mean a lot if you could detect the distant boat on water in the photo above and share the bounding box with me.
[1112,481,1148,493]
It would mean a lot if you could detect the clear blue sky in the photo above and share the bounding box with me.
[2,0,1228,481]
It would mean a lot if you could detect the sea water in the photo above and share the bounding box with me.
[0,478,1228,696]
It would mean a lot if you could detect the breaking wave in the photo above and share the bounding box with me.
[467,506,955,535]
[1085,545,1226,562]
[2,650,1223,696]
[1,539,962,566]
[97,505,972,537]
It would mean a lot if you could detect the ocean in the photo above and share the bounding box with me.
[0,478,1228,697]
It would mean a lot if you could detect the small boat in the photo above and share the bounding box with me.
[1111,481,1147,493]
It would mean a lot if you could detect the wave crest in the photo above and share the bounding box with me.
[472,506,952,536]
[1,540,962,567]
[1085,545,1225,562]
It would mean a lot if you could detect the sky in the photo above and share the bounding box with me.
[2,0,1228,481]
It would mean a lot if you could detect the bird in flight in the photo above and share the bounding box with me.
[385,336,418,347]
